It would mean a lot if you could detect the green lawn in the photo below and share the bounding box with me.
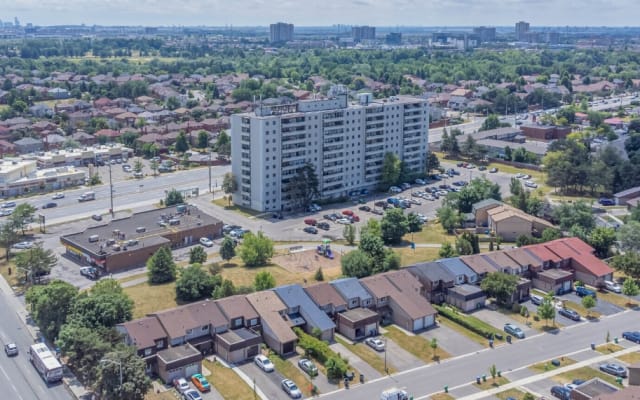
[496,388,531,400]
[269,352,314,397]
[436,315,492,348]
[403,224,452,245]
[529,357,576,373]
[211,198,261,217]
[202,360,256,400]
[394,247,441,267]
[335,337,394,375]
[552,366,622,387]
[595,343,624,355]
[384,326,451,363]
[474,376,509,390]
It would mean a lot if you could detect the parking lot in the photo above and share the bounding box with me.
[420,323,484,357]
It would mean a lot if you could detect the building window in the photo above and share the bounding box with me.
[144,348,153,356]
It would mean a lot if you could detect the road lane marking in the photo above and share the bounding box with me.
[0,362,25,400]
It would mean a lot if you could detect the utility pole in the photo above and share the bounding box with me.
[209,143,213,198]
[108,162,114,217]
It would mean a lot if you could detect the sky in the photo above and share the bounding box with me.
[2,0,639,27]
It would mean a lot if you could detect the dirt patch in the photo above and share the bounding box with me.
[273,249,342,276]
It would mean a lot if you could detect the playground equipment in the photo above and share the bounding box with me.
[317,239,334,259]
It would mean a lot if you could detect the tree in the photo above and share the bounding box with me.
[14,243,58,284]
[446,177,501,213]
[56,321,110,383]
[380,152,401,189]
[537,293,556,326]
[382,251,401,273]
[455,235,474,255]
[70,279,133,329]
[25,280,78,341]
[341,249,372,278]
[359,233,387,272]
[516,235,536,247]
[437,205,462,234]
[176,264,218,302]
[480,272,518,305]
[222,172,238,204]
[489,364,497,381]
[439,242,458,258]
[238,231,274,267]
[588,227,616,258]
[220,236,236,262]
[10,203,37,235]
[430,338,438,360]
[426,151,440,176]
[610,253,640,280]
[165,189,184,206]
[94,347,151,400]
[284,163,320,211]
[254,271,276,291]
[581,295,596,318]
[175,131,190,153]
[617,221,640,253]
[407,213,423,233]
[622,279,640,305]
[381,208,408,245]
[147,246,177,284]
[523,393,536,400]
[149,159,159,176]
[540,228,562,243]
[214,131,230,157]
[552,201,595,232]
[343,224,356,245]
[314,267,324,281]
[360,219,382,238]
[133,159,144,174]
[197,130,209,149]
[325,356,348,380]
[212,279,235,299]
[480,114,500,131]
[0,221,19,260]
[189,246,207,264]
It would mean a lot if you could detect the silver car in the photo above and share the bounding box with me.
[365,337,385,351]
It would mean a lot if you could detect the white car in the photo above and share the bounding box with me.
[281,379,302,399]
[52,192,65,200]
[524,181,538,188]
[173,378,190,394]
[389,186,402,194]
[605,280,621,293]
[415,178,426,185]
[365,337,385,351]
[254,354,274,372]
[336,218,352,224]
[12,241,34,249]
[199,237,213,247]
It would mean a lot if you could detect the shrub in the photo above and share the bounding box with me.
[434,304,502,340]
[294,327,345,366]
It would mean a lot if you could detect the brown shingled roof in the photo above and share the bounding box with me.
[304,282,347,310]
[120,316,167,349]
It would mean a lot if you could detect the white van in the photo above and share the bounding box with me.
[380,388,409,400]
[530,294,543,305]
[604,280,621,293]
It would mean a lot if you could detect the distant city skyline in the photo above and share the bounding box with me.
[1,0,639,27]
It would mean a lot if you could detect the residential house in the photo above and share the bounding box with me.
[245,291,298,355]
[72,131,96,146]
[304,282,348,318]
[273,284,336,341]
[214,295,262,363]
[524,242,563,270]
[482,251,524,275]
[116,317,168,373]
[614,186,640,207]
[570,378,619,400]
[14,137,43,154]
[446,284,487,312]
[459,254,499,279]
[336,307,380,341]
[532,268,574,295]
[0,140,16,156]
[472,199,503,227]
[156,344,203,384]
[407,261,455,304]
[447,88,473,110]
[487,204,555,241]
[384,269,437,329]
[545,238,614,287]
[438,257,478,285]
[331,277,374,309]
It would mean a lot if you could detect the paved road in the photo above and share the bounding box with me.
[318,310,639,400]
[429,117,486,143]
[0,278,72,400]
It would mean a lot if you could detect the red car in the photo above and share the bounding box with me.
[304,218,317,226]
[351,215,360,222]
[342,210,354,216]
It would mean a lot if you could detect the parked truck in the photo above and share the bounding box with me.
[78,191,96,202]
[29,343,63,383]
[380,388,409,400]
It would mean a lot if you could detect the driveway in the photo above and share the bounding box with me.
[559,293,624,316]
[473,308,536,339]
[420,323,483,357]
[330,342,383,382]
[372,337,424,372]
[288,354,336,395]
[522,377,558,399]
[237,361,290,400]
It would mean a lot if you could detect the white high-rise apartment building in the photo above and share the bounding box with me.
[269,22,294,43]
[231,90,429,212]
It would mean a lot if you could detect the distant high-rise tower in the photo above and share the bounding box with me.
[515,21,530,41]
[269,22,294,43]
[352,26,376,42]
[14,17,20,27]
[473,26,496,43]
[385,32,402,45]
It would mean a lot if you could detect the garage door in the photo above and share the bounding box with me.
[246,345,259,358]
[424,315,435,328]
[185,363,200,378]
[562,281,571,291]
[413,318,424,332]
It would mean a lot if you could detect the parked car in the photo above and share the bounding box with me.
[12,241,34,249]
[365,337,385,351]
[599,363,627,377]
[303,226,318,234]
[191,374,210,392]
[298,358,318,376]
[524,181,538,188]
[41,202,57,209]
[400,183,411,190]
[530,294,543,306]
[342,210,354,216]
[182,389,203,400]
[604,280,621,293]
[374,201,387,208]
[173,378,190,394]
[4,343,18,356]
[371,209,384,215]
[389,186,402,193]
[336,218,352,224]
[198,237,213,247]
[550,385,571,400]
[52,192,65,200]
[1,201,16,208]
[317,222,330,230]
[80,266,99,279]
[478,166,487,171]
[504,323,525,339]
[415,178,426,185]
[91,214,103,221]
[281,379,302,399]
[254,355,274,372]
[304,218,317,226]
[575,286,597,298]
[359,205,371,212]
[598,198,616,206]
[558,308,581,321]
[622,331,640,343]
[489,167,498,173]
[323,214,336,221]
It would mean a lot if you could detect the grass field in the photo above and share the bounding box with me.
[212,198,261,217]
[529,357,576,373]
[563,299,602,319]
[595,343,624,354]
[403,224,452,245]
[124,280,179,318]
[384,326,451,363]
[596,290,639,308]
[436,316,491,348]
[430,393,455,400]
[335,337,394,375]
[474,376,509,390]
[202,360,256,400]
[497,306,563,332]
[617,351,640,364]
[552,366,621,387]
[144,390,175,400]
[496,388,530,400]
[395,247,441,266]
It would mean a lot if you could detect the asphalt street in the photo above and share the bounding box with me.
[317,309,640,400]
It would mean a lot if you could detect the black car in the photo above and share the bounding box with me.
[558,308,581,321]
[41,202,57,209]
[358,205,371,212]
[91,214,103,221]
[550,385,571,400]
[303,226,318,234]
[317,222,330,230]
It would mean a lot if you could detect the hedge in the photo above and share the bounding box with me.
[434,304,503,340]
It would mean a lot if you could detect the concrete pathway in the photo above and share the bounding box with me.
[330,341,383,382]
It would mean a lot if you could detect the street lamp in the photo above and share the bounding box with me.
[384,336,388,374]
[100,357,123,393]
[108,162,114,217]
